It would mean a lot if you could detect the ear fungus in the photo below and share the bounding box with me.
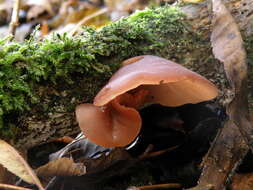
[76,55,219,147]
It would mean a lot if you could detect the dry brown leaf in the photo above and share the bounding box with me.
[36,157,86,177]
[231,173,253,190]
[46,148,136,189]
[211,0,247,85]
[211,0,253,151]
[0,140,45,190]
[195,2,252,189]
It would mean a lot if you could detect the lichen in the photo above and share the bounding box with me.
[0,6,211,138]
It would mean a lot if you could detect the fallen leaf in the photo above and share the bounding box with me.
[192,2,252,189]
[47,148,137,190]
[0,140,45,190]
[211,0,253,151]
[36,157,86,177]
[211,0,247,85]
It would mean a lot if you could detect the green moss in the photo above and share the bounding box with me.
[0,6,202,136]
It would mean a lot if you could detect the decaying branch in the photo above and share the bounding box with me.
[186,0,253,189]
[197,121,248,190]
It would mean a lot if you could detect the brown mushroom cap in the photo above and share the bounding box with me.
[76,55,219,148]
[76,90,147,147]
[94,55,218,107]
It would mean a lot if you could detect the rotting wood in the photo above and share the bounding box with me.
[196,121,248,190]
[1,0,251,150]
[184,1,252,189]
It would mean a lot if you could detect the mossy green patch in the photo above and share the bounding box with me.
[0,6,202,137]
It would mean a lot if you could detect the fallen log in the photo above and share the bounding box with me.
[0,1,252,151]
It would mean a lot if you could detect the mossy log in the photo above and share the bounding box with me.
[0,0,252,149]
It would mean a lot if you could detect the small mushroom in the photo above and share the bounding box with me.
[76,55,218,148]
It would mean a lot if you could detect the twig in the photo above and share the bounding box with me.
[70,7,109,36]
[138,145,179,161]
[9,0,21,36]
[127,183,182,190]
[0,183,33,190]
[186,184,214,190]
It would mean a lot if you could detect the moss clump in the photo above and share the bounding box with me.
[0,6,203,137]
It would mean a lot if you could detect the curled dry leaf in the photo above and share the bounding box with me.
[211,0,247,85]
[45,148,135,190]
[0,140,45,190]
[36,157,86,177]
[211,0,253,151]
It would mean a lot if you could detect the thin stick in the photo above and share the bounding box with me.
[9,0,21,36]
[186,184,214,190]
[70,7,109,36]
[128,183,182,190]
[138,145,179,161]
[0,183,33,190]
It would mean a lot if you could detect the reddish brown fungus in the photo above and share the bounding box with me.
[76,55,219,148]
